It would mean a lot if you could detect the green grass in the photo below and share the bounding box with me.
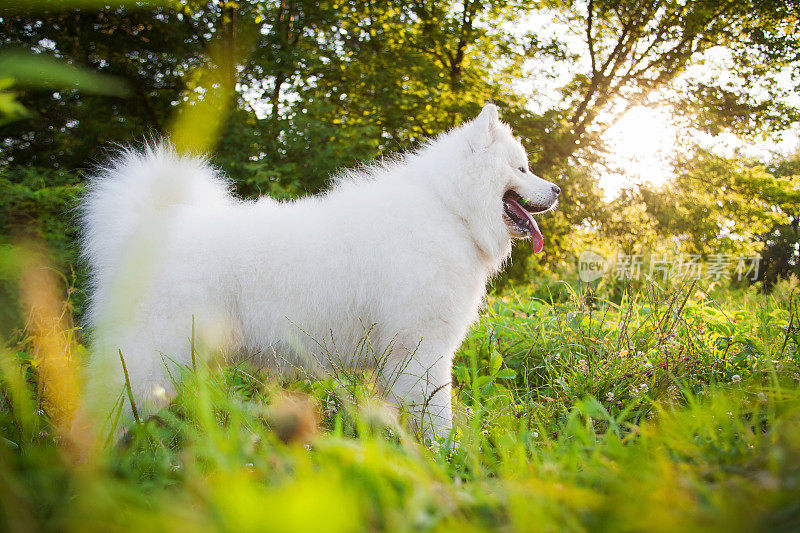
[1,275,799,532]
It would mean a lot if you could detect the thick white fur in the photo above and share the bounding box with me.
[81,104,559,439]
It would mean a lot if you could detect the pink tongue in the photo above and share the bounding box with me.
[507,197,544,253]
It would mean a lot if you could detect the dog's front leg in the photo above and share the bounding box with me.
[381,347,454,444]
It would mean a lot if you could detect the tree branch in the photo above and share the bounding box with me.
[587,0,596,76]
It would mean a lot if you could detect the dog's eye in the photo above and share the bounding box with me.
[518,167,526,173]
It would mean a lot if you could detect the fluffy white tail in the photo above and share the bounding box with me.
[80,143,233,324]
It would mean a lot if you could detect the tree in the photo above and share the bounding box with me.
[757,152,800,287]
[526,0,799,172]
[0,4,206,169]
[636,148,800,259]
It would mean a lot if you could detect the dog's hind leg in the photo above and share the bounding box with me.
[84,317,188,438]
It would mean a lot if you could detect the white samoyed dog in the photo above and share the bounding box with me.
[81,104,560,440]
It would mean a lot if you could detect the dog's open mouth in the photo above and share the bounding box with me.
[503,190,544,253]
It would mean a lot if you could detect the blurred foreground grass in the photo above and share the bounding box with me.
[1,250,799,531]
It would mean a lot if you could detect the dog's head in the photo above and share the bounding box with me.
[464,104,559,253]
[437,104,559,263]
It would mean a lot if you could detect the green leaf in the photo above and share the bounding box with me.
[0,50,130,96]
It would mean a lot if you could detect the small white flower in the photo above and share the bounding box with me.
[532,431,539,438]
[639,383,649,393]
[152,385,167,401]
[606,391,615,401]
[731,374,742,383]
[644,362,653,370]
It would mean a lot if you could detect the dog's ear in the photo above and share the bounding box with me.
[466,103,499,152]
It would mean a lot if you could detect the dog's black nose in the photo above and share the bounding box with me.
[552,185,561,195]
